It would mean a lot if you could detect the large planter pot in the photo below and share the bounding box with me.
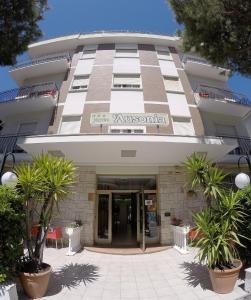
[0,282,18,300]
[19,263,51,299]
[208,259,242,294]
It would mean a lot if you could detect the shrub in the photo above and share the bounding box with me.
[0,186,24,282]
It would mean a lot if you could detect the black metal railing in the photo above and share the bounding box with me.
[182,55,209,65]
[11,52,70,70]
[0,82,58,104]
[218,136,251,156]
[196,84,251,107]
[0,135,25,153]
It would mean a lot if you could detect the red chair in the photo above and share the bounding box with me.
[46,227,63,248]
[31,224,39,237]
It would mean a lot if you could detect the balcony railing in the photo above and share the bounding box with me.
[182,55,209,65]
[11,52,70,70]
[217,136,251,156]
[0,82,58,104]
[0,135,25,153]
[196,84,251,107]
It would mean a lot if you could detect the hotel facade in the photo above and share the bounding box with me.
[1,32,251,247]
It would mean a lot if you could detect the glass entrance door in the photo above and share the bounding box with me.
[95,192,112,244]
[112,193,137,247]
[137,191,159,250]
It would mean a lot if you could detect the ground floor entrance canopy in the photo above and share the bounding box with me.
[18,134,237,165]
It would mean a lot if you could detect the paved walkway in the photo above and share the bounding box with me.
[18,247,249,300]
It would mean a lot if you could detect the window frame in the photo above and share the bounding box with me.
[112,74,142,90]
[70,75,90,91]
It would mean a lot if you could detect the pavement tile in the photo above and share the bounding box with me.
[17,247,249,300]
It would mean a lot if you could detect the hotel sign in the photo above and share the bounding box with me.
[90,113,169,127]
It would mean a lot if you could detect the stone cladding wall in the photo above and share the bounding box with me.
[158,166,206,245]
[52,166,96,246]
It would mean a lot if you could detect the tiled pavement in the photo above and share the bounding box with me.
[18,247,250,300]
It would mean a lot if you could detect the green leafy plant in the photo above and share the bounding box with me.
[192,191,246,268]
[15,154,76,271]
[0,186,24,282]
[184,153,249,269]
[183,153,226,206]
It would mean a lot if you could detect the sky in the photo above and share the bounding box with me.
[0,0,250,99]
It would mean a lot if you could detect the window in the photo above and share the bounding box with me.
[71,76,89,90]
[59,116,81,134]
[116,49,138,57]
[113,57,141,74]
[115,44,138,57]
[110,129,144,134]
[172,117,195,136]
[81,45,97,59]
[164,76,183,92]
[167,93,191,118]
[110,127,145,134]
[159,60,178,77]
[157,49,171,60]
[113,74,141,89]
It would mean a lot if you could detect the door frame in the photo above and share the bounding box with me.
[95,189,157,246]
[95,191,112,244]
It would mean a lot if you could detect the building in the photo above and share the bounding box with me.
[0,32,251,247]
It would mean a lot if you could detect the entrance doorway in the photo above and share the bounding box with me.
[95,175,159,247]
[112,193,137,247]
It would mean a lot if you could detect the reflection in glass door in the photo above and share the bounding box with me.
[137,192,159,249]
[95,193,111,244]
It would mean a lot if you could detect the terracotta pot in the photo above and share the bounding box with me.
[188,228,203,241]
[19,263,52,299]
[208,259,242,294]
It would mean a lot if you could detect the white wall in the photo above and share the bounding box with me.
[63,92,87,116]
[159,60,178,77]
[24,73,65,90]
[113,58,141,74]
[187,74,228,92]
[110,91,144,113]
[1,110,52,135]
[74,59,95,75]
[200,111,247,137]
[167,93,191,118]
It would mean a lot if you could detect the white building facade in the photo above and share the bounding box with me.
[1,32,251,247]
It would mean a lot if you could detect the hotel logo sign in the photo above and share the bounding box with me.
[90,113,169,127]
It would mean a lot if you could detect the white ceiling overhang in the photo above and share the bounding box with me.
[17,134,237,166]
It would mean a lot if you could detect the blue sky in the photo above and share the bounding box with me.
[0,0,250,99]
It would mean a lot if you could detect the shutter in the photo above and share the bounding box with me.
[172,117,195,136]
[72,77,89,88]
[164,77,183,92]
[60,116,81,134]
[215,124,236,137]
[113,75,140,85]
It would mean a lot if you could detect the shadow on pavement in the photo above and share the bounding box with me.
[18,263,99,299]
[180,261,212,291]
[46,263,100,296]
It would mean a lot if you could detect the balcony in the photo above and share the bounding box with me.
[194,85,251,118]
[182,55,230,81]
[0,82,58,115]
[216,136,251,163]
[10,52,70,85]
[0,135,25,153]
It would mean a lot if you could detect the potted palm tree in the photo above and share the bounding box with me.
[184,153,248,294]
[192,191,245,293]
[16,154,75,299]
